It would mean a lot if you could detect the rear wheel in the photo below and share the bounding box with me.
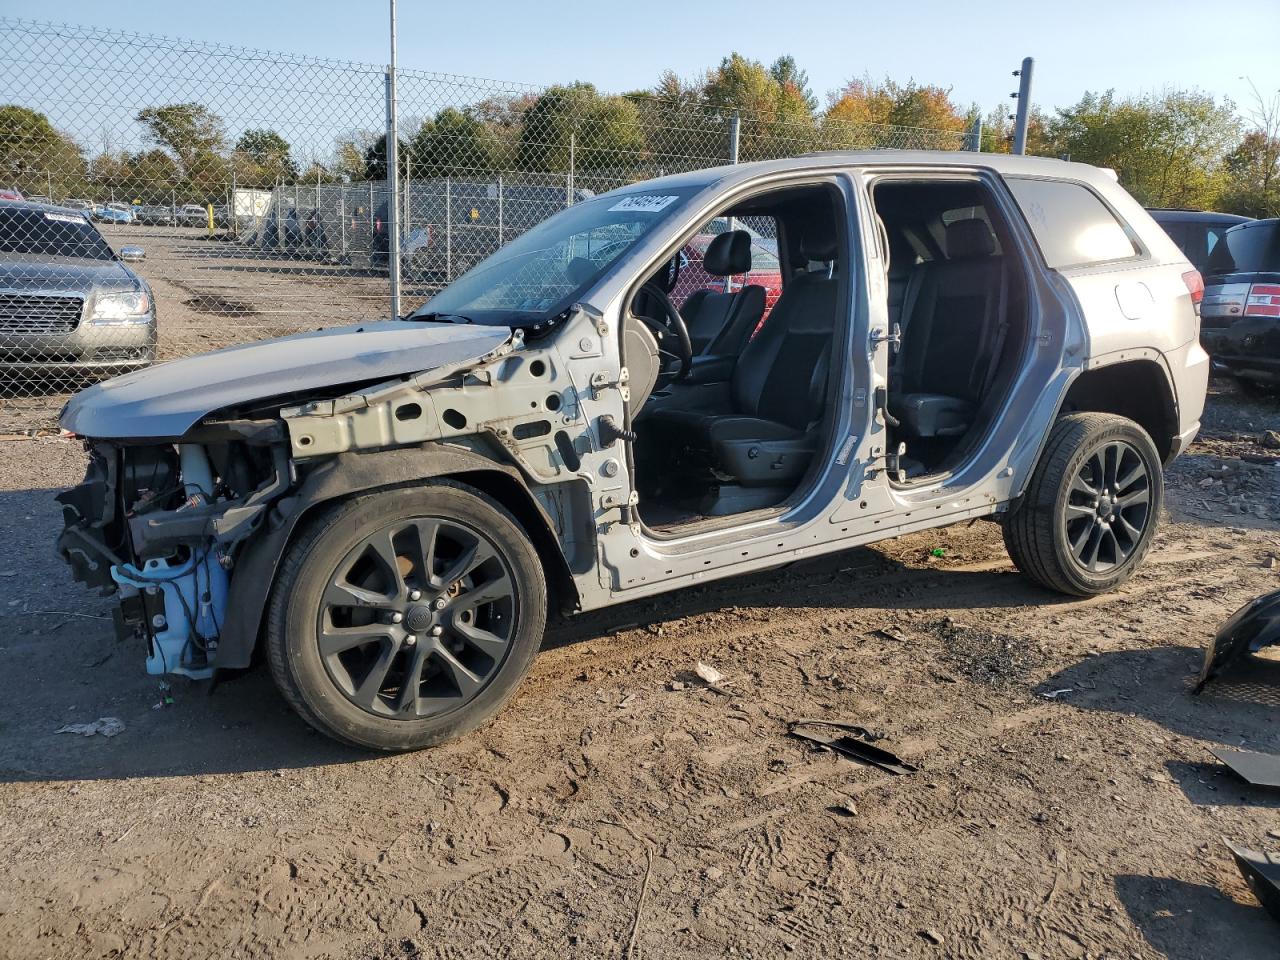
[1003,413,1162,596]
[266,482,547,751]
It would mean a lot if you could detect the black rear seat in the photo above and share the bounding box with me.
[890,218,1004,438]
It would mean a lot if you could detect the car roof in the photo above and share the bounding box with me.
[0,198,92,217]
[603,150,1127,197]
[1225,217,1279,233]
[1147,208,1252,225]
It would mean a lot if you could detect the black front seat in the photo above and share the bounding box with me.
[890,218,1004,438]
[649,229,839,487]
[681,230,767,357]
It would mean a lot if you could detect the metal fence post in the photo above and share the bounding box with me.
[566,131,575,207]
[497,174,503,246]
[339,186,347,259]
[1012,57,1035,156]
[385,0,402,318]
[445,175,452,281]
[728,110,741,165]
[404,149,411,236]
[967,117,983,152]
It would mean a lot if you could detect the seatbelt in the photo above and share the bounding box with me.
[977,266,1010,398]
[892,267,926,385]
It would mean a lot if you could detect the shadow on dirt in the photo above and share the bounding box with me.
[1163,760,1280,810]
[1114,873,1275,960]
[1037,646,1280,749]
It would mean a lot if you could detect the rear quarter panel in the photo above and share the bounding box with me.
[1055,180,1208,438]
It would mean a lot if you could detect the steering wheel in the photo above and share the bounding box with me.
[636,282,693,389]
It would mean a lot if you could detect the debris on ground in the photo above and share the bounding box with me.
[789,719,919,776]
[55,717,125,738]
[1225,842,1280,924]
[1209,747,1280,789]
[1194,587,1280,692]
[930,619,1045,688]
[693,662,724,686]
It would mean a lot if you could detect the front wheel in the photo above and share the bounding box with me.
[266,482,547,751]
[1003,413,1163,596]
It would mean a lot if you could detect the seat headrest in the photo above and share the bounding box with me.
[799,227,837,263]
[945,218,996,259]
[703,230,752,276]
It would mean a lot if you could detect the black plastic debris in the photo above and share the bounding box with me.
[788,719,919,776]
[1194,588,1280,693]
[1225,842,1280,925]
[1210,747,1280,790]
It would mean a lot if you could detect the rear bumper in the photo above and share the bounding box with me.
[1166,339,1209,461]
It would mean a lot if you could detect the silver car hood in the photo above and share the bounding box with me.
[60,320,510,438]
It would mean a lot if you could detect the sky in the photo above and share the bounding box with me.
[7,0,1278,119]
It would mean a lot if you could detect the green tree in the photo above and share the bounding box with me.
[823,78,968,150]
[701,53,816,160]
[233,128,297,185]
[361,133,409,181]
[409,108,494,177]
[517,82,646,174]
[1046,90,1240,208]
[136,103,226,174]
[1218,83,1280,217]
[0,104,85,198]
[769,56,817,114]
[92,149,183,203]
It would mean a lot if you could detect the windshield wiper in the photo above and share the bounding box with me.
[408,311,473,324]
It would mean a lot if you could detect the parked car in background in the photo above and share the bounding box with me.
[93,202,135,226]
[133,204,176,226]
[0,188,25,202]
[1148,208,1252,275]
[1200,218,1280,392]
[177,203,210,227]
[59,198,95,212]
[55,152,1207,751]
[25,194,52,205]
[0,200,156,378]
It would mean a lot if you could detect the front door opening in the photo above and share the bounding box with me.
[626,183,849,532]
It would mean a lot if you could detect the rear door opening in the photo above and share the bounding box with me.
[870,177,1032,481]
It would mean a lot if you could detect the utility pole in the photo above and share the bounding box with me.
[1010,57,1035,155]
[385,0,402,317]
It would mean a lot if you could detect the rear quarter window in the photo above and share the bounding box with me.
[1004,177,1139,269]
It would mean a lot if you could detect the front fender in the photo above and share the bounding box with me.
[214,442,552,670]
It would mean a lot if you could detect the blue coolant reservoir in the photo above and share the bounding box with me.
[111,549,229,680]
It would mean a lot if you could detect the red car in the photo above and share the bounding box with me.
[672,231,782,327]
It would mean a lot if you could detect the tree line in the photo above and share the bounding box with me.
[1,52,1276,217]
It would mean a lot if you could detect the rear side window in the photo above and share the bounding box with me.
[1209,222,1280,274]
[1005,177,1139,268]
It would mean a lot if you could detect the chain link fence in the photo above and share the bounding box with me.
[0,18,972,429]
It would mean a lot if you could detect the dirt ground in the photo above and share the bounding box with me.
[0,378,1278,960]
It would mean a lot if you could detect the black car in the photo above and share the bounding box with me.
[1199,218,1280,391]
[0,201,157,379]
[1147,208,1252,275]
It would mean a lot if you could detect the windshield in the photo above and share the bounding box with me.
[1208,221,1280,275]
[413,187,699,325]
[0,208,115,261]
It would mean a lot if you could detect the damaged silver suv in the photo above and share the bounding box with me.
[56,152,1209,750]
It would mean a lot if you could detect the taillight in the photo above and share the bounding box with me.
[1244,283,1280,318]
[1181,269,1204,310]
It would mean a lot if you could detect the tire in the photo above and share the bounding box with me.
[266,481,547,751]
[1003,412,1163,597]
